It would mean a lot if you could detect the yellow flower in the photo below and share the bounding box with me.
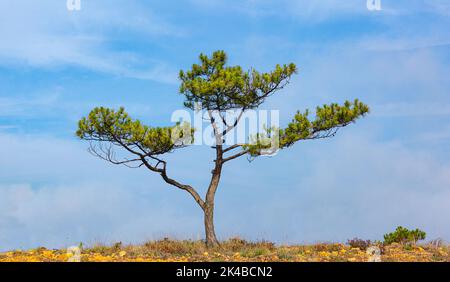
[42,250,54,257]
[203,252,209,256]
[318,251,329,257]
[119,251,127,257]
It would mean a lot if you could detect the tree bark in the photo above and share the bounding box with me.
[202,111,227,247]
[204,202,219,247]
[203,134,223,247]
[204,161,222,247]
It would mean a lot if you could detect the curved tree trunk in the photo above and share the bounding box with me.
[204,144,223,247]
[204,166,222,247]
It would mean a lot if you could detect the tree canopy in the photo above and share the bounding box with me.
[77,51,368,160]
[179,50,297,111]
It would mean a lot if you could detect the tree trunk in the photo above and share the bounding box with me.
[204,203,219,247]
[204,116,224,248]
[204,154,222,248]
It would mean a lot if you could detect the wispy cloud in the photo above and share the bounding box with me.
[0,91,61,118]
[0,0,182,83]
[0,88,175,125]
[189,0,450,20]
[190,0,368,20]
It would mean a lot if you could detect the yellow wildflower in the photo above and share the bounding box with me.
[318,251,329,257]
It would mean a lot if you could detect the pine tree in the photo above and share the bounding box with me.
[76,51,369,247]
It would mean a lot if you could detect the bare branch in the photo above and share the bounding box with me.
[140,156,205,209]
[223,144,242,153]
[88,142,143,168]
[87,135,205,209]
[222,149,249,163]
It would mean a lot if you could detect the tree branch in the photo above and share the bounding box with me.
[222,149,249,163]
[88,131,206,210]
[139,156,206,210]
[219,108,245,138]
[223,144,242,153]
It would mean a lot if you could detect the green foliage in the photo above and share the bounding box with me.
[76,107,194,155]
[179,50,297,111]
[243,126,280,156]
[280,99,369,148]
[244,99,369,156]
[383,226,426,245]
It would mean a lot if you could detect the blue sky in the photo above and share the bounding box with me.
[1,0,450,251]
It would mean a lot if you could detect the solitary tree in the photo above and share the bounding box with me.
[77,51,369,247]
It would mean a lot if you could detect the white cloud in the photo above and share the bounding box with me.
[0,182,202,251]
[0,87,176,124]
[0,91,61,118]
[0,0,181,83]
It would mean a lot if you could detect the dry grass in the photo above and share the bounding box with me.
[0,238,449,262]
